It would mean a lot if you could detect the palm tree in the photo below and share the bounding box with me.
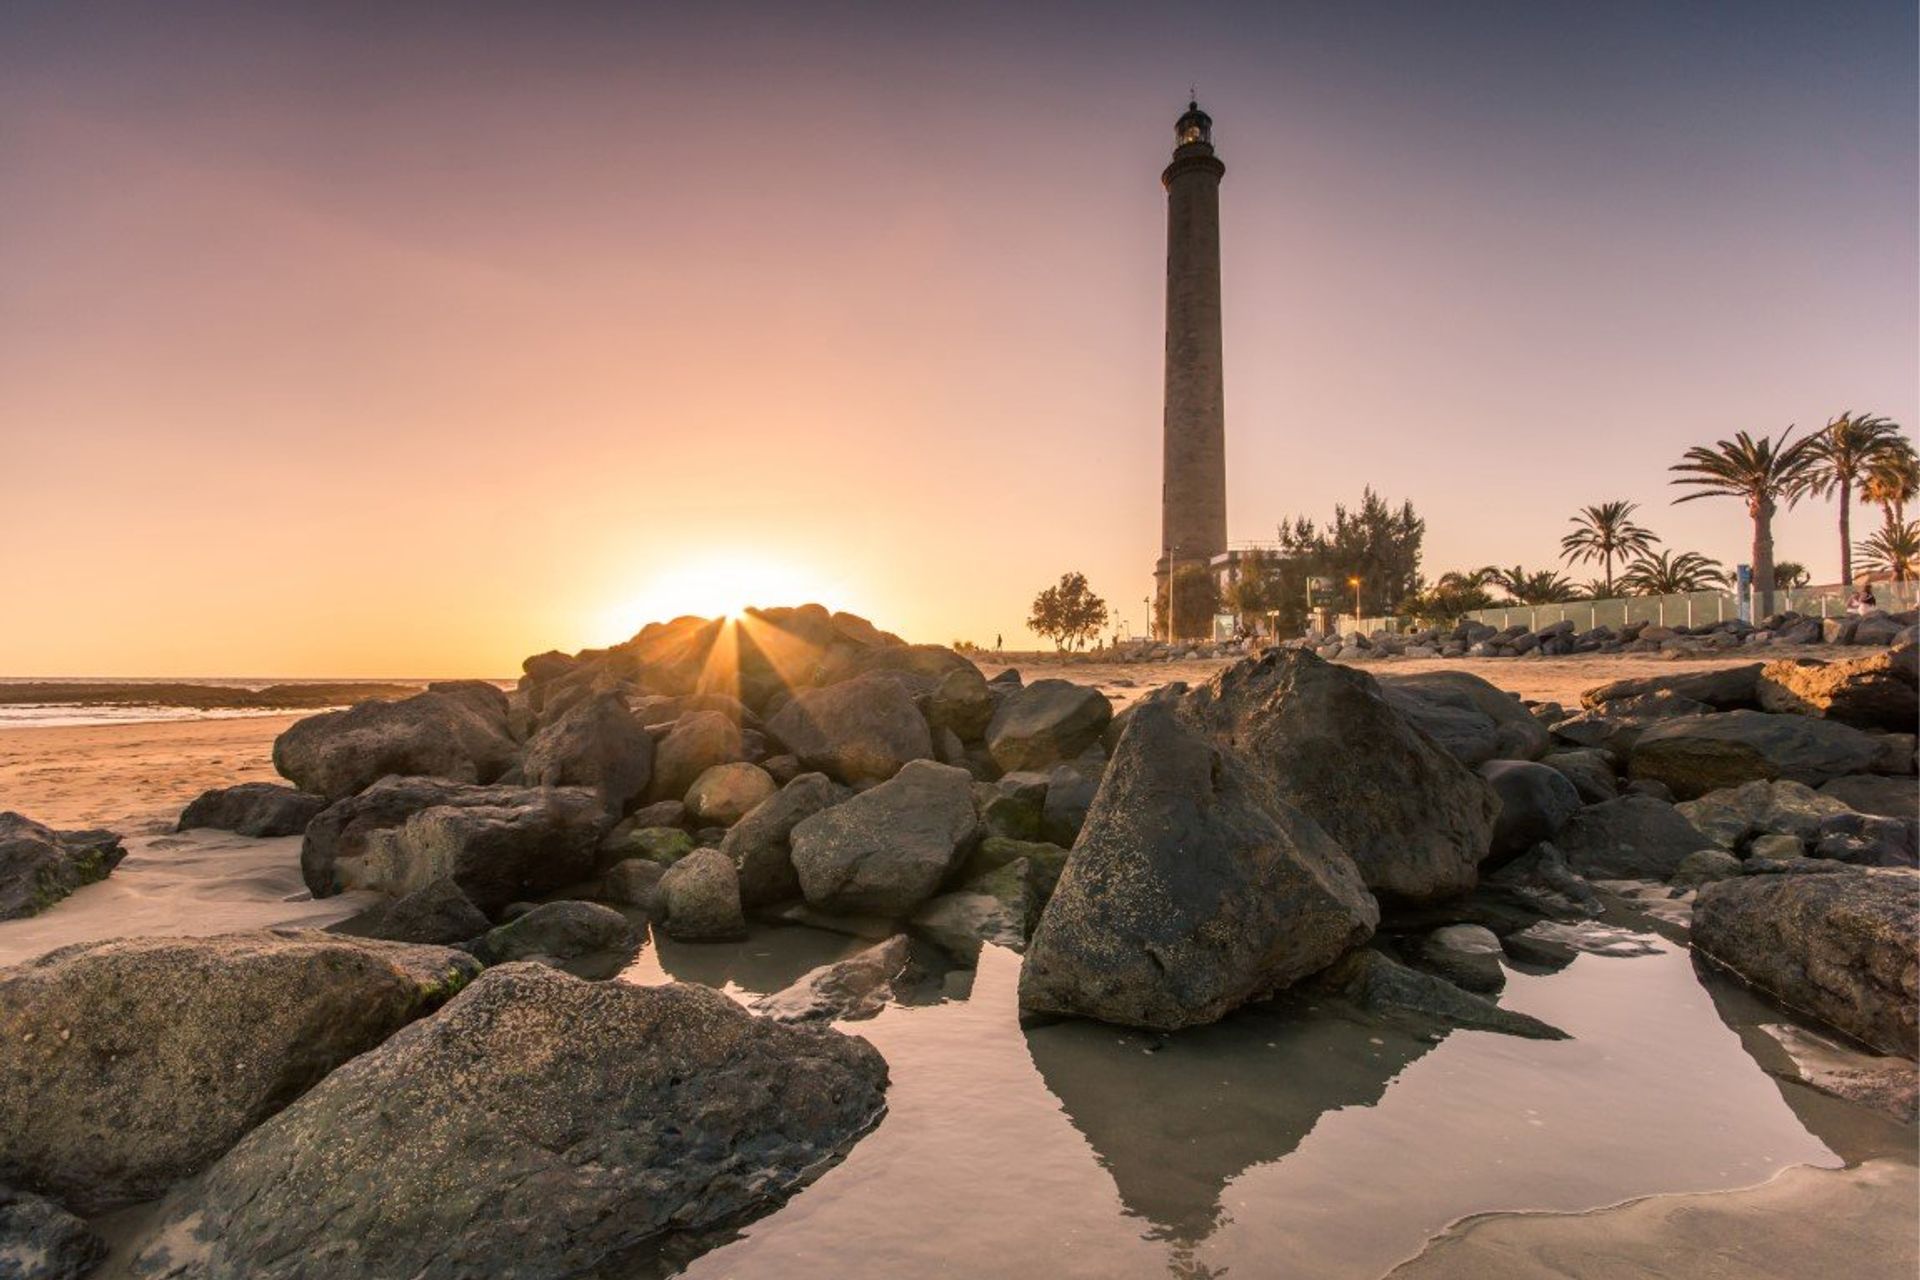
[1771,560,1811,589]
[1618,549,1731,595]
[1802,412,1911,585]
[1489,565,1580,605]
[1437,566,1499,592]
[1558,501,1658,597]
[1855,521,1920,583]
[1862,440,1920,531]
[1670,428,1820,618]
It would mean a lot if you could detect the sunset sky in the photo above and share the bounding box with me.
[3,1,1914,677]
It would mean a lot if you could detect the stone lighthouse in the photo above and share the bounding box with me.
[1154,100,1228,639]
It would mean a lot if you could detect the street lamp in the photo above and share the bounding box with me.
[1348,576,1362,623]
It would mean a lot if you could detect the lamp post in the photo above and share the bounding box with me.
[1348,576,1362,625]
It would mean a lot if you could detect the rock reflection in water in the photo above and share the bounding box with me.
[1025,996,1433,1247]
[619,921,869,997]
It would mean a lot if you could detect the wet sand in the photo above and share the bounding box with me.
[0,714,371,968]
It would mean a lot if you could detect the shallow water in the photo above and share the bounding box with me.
[611,917,1887,1280]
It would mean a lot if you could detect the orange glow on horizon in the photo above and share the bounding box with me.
[593,554,846,647]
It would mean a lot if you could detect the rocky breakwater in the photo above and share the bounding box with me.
[1294,604,1919,662]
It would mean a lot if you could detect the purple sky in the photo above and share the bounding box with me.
[3,1,1914,674]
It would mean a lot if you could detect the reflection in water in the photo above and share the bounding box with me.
[650,919,1856,1280]
[1025,997,1433,1246]
[618,921,868,996]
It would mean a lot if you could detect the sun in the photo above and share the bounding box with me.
[596,553,841,642]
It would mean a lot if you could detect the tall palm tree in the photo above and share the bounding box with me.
[1855,521,1920,583]
[1618,549,1730,596]
[1803,412,1911,585]
[1670,427,1820,618]
[1862,439,1920,531]
[1559,501,1658,597]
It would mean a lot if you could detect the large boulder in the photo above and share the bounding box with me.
[1694,867,1918,1056]
[323,785,609,914]
[927,667,995,741]
[789,761,976,917]
[1580,664,1763,711]
[518,691,654,816]
[647,710,747,803]
[1675,779,1854,851]
[0,930,480,1214]
[1630,711,1883,798]
[719,773,848,907]
[1539,749,1620,804]
[1821,774,1920,822]
[0,814,124,922]
[1017,701,1377,1031]
[1550,795,1712,879]
[658,848,748,941]
[1479,760,1582,862]
[176,783,327,837]
[1178,652,1496,901]
[328,877,490,946]
[766,675,931,785]
[985,680,1113,773]
[468,900,637,963]
[1377,670,1550,764]
[0,1185,105,1280]
[1755,646,1918,732]
[126,967,889,1280]
[272,688,517,801]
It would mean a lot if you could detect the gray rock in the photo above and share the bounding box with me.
[595,857,665,911]
[1674,779,1856,851]
[1040,763,1100,846]
[911,890,1026,962]
[1820,774,1920,822]
[1479,760,1582,862]
[985,680,1113,773]
[1552,796,1711,879]
[766,675,932,785]
[329,876,489,946]
[648,711,747,802]
[126,967,889,1280]
[1017,701,1377,1031]
[600,823,695,867]
[658,848,747,940]
[789,760,976,917]
[719,773,848,907]
[0,930,480,1214]
[1694,866,1919,1055]
[1812,812,1918,868]
[176,783,326,837]
[1178,651,1496,902]
[1747,832,1805,861]
[927,667,995,741]
[332,785,609,914]
[1418,924,1507,993]
[1484,842,1605,919]
[1540,749,1620,804]
[1312,949,1567,1040]
[272,688,517,801]
[1378,669,1551,764]
[683,762,777,827]
[0,814,124,922]
[519,690,654,816]
[1630,711,1881,799]
[0,1185,105,1280]
[1755,646,1918,732]
[1671,848,1743,887]
[1580,664,1763,711]
[468,900,637,963]
[751,935,910,1023]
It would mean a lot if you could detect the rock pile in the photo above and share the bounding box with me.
[1293,606,1918,663]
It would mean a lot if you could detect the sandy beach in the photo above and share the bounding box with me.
[0,714,372,968]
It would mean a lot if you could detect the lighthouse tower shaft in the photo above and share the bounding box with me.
[1155,102,1227,638]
